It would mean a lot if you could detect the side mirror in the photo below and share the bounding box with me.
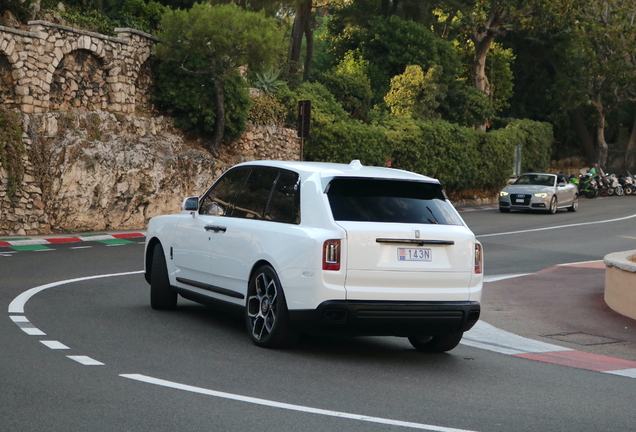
[182,196,199,212]
[557,182,566,187]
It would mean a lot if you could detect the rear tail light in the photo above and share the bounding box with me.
[323,240,341,271]
[474,243,483,274]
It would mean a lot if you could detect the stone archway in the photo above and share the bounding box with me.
[49,49,109,111]
[0,53,17,109]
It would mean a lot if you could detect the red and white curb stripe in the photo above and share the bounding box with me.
[0,232,145,247]
[461,321,636,378]
[473,267,636,377]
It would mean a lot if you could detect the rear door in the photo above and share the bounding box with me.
[326,178,474,301]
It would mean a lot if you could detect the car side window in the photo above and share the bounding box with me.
[231,168,279,219]
[199,168,248,216]
[264,170,300,224]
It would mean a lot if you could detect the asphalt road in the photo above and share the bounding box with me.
[1,196,636,432]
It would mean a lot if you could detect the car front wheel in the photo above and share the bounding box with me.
[567,194,579,212]
[548,196,557,214]
[246,265,298,348]
[408,332,464,353]
[150,244,177,310]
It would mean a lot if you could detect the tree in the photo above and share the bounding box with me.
[384,65,446,119]
[561,1,636,168]
[155,3,286,154]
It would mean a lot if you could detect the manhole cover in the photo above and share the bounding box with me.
[541,332,623,346]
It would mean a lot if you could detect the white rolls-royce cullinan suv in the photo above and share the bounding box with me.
[144,160,483,352]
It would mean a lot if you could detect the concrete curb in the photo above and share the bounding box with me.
[0,232,146,248]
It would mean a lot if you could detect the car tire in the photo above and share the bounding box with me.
[548,196,557,214]
[499,207,510,213]
[567,194,579,212]
[246,265,298,348]
[408,332,464,353]
[150,244,177,310]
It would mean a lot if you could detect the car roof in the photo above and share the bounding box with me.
[233,160,440,183]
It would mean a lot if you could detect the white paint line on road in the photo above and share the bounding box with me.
[476,212,636,238]
[10,315,29,322]
[21,327,46,336]
[70,246,93,249]
[120,374,479,432]
[460,321,572,356]
[483,274,530,283]
[67,356,104,366]
[8,270,144,314]
[604,368,636,378]
[41,340,70,350]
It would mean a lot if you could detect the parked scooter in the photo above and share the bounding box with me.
[618,173,634,195]
[606,173,624,196]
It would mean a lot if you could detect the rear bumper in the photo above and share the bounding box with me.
[288,300,480,337]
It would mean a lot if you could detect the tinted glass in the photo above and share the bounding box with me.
[231,168,279,219]
[265,171,300,224]
[199,168,249,216]
[327,178,462,225]
[514,174,556,187]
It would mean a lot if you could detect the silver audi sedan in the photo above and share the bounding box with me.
[498,173,578,214]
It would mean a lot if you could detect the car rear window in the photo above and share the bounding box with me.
[326,178,462,225]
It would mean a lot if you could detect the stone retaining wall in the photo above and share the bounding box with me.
[0,111,300,236]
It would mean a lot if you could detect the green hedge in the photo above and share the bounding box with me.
[305,120,389,167]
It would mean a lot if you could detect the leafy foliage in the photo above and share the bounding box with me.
[153,60,251,142]
[318,50,374,121]
[0,110,26,201]
[253,68,286,94]
[384,65,446,119]
[305,120,389,166]
[249,94,286,125]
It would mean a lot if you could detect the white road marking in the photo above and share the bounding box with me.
[34,249,56,252]
[460,321,572,355]
[477,212,636,238]
[483,274,530,283]
[10,315,29,322]
[605,368,636,378]
[67,356,104,366]
[7,270,144,314]
[70,246,93,250]
[41,340,70,350]
[120,374,479,432]
[21,327,46,336]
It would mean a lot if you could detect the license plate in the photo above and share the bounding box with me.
[398,248,432,261]
[515,198,524,203]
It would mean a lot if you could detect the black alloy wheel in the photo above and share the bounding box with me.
[246,265,298,348]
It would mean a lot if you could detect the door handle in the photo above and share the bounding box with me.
[204,225,227,233]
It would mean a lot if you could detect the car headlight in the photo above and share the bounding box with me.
[500,191,509,197]
[534,193,548,198]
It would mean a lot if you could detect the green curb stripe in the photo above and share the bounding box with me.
[97,239,135,245]
[0,238,31,241]
[10,245,51,251]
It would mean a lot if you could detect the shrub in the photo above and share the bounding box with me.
[249,94,286,126]
[0,109,25,201]
[305,120,389,166]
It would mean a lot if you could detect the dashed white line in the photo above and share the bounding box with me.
[41,340,70,350]
[120,374,478,432]
[67,356,104,366]
[21,327,46,336]
[10,315,29,323]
